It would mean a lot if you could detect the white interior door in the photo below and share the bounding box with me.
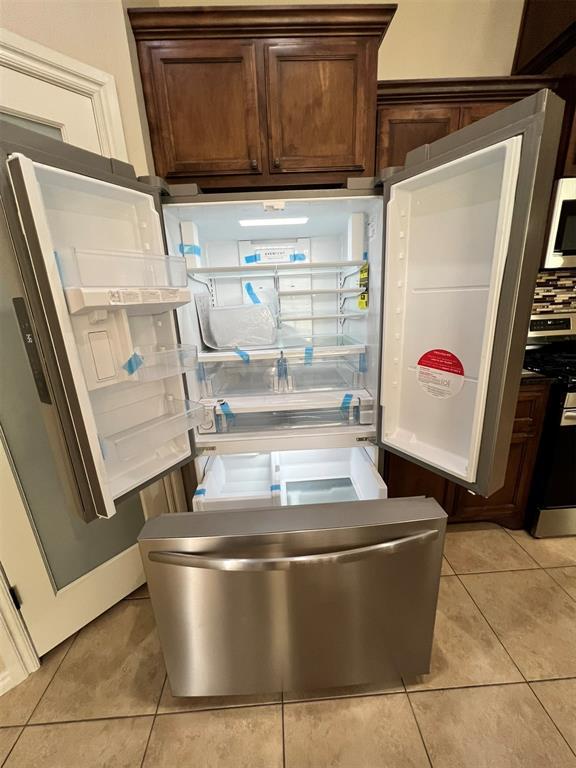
[0,28,127,159]
[379,90,564,496]
[0,35,168,663]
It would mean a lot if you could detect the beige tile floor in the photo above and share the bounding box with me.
[0,523,575,767]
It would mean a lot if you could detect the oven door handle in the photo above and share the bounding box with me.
[147,529,439,572]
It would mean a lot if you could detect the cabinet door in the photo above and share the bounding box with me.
[377,106,460,170]
[450,382,550,527]
[139,41,263,178]
[265,39,375,174]
[379,91,563,497]
[385,452,451,509]
[459,102,513,128]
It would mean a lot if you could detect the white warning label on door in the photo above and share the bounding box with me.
[416,349,464,399]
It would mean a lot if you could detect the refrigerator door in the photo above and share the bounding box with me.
[379,90,564,496]
[139,497,446,696]
[5,146,205,520]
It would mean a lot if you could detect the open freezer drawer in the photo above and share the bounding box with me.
[193,447,387,511]
[139,497,446,696]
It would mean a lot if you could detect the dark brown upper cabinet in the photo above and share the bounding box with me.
[129,5,395,190]
[142,41,263,178]
[376,76,570,172]
[265,38,375,174]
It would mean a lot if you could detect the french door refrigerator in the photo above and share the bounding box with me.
[3,90,563,696]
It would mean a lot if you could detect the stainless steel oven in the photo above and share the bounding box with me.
[525,313,576,536]
[544,177,576,269]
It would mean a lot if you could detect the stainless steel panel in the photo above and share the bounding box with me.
[379,90,565,497]
[139,497,446,697]
[534,506,576,537]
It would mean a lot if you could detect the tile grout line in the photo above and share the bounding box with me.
[139,673,166,768]
[544,568,576,604]
[405,691,434,768]
[453,572,529,684]
[527,681,576,760]
[0,631,80,767]
[281,691,286,768]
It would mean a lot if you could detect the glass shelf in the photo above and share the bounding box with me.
[99,395,205,464]
[56,247,187,289]
[188,260,364,278]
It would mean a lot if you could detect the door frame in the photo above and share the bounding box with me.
[0,27,128,161]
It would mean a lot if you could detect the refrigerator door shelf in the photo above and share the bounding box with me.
[139,497,446,696]
[64,286,191,315]
[99,395,206,465]
[193,447,387,512]
[130,344,198,384]
[57,247,187,290]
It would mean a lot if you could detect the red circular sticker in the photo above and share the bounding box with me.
[416,349,464,399]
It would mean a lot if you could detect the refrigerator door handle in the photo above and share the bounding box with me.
[147,529,439,572]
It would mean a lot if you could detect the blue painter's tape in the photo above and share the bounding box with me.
[359,351,368,373]
[122,352,144,375]
[54,251,65,283]
[362,251,368,262]
[196,362,206,382]
[234,347,250,364]
[194,488,207,496]
[304,346,313,366]
[244,282,261,304]
[244,253,260,264]
[340,392,353,416]
[290,252,306,262]
[179,243,202,256]
[220,401,236,425]
[270,484,281,492]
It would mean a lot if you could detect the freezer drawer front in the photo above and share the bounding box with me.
[139,497,446,696]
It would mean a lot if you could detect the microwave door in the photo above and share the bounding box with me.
[6,147,204,521]
[378,89,564,497]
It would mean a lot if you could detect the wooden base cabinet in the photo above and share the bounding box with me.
[129,5,394,189]
[384,379,551,529]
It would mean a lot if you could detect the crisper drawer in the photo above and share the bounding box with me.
[193,447,387,512]
[139,498,446,697]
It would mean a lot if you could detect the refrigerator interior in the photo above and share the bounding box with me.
[164,196,384,452]
[193,446,387,511]
[15,159,204,507]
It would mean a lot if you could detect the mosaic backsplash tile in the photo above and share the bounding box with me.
[532,269,576,314]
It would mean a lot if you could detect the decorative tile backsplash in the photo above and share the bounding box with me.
[532,269,576,314]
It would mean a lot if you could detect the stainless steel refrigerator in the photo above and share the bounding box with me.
[1,90,564,695]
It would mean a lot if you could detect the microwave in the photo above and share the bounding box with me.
[545,177,576,268]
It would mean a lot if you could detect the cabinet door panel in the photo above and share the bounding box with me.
[385,452,450,509]
[459,102,512,127]
[376,106,460,170]
[141,41,262,178]
[265,39,375,174]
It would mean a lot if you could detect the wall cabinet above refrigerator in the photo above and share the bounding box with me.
[128,5,395,189]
